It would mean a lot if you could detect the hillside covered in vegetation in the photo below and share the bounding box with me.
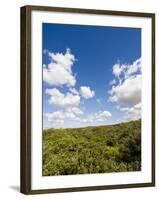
[42,120,141,176]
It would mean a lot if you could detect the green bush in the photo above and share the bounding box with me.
[42,120,141,176]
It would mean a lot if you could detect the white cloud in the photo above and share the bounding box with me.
[109,58,142,122]
[120,103,141,121]
[126,58,141,76]
[69,88,79,95]
[45,108,111,127]
[43,48,76,87]
[95,111,112,122]
[112,58,141,81]
[109,74,141,107]
[109,79,116,85]
[45,107,83,126]
[79,86,95,99]
[112,63,123,77]
[119,107,129,112]
[45,111,65,125]
[46,88,80,107]
[66,107,83,115]
[81,110,112,124]
[126,103,141,121]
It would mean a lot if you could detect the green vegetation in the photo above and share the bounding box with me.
[42,120,141,176]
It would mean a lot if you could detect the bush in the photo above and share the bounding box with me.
[43,120,141,176]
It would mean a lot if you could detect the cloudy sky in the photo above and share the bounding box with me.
[42,23,141,129]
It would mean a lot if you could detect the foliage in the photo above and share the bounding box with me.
[42,120,141,176]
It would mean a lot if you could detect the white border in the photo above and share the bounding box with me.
[31,10,152,190]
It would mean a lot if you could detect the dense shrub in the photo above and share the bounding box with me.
[43,120,141,176]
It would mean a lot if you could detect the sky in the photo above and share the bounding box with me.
[42,23,141,129]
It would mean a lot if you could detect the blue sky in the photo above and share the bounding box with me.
[42,23,141,129]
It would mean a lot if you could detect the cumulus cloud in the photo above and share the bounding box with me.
[46,88,81,107]
[109,74,141,107]
[109,58,142,122]
[112,58,141,80]
[119,103,141,121]
[43,48,112,127]
[109,58,141,107]
[113,63,123,77]
[81,110,112,124]
[45,107,83,126]
[80,86,95,99]
[45,111,65,125]
[69,88,79,95]
[109,79,116,86]
[45,109,111,127]
[43,48,76,87]
[126,58,141,76]
[66,107,83,115]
